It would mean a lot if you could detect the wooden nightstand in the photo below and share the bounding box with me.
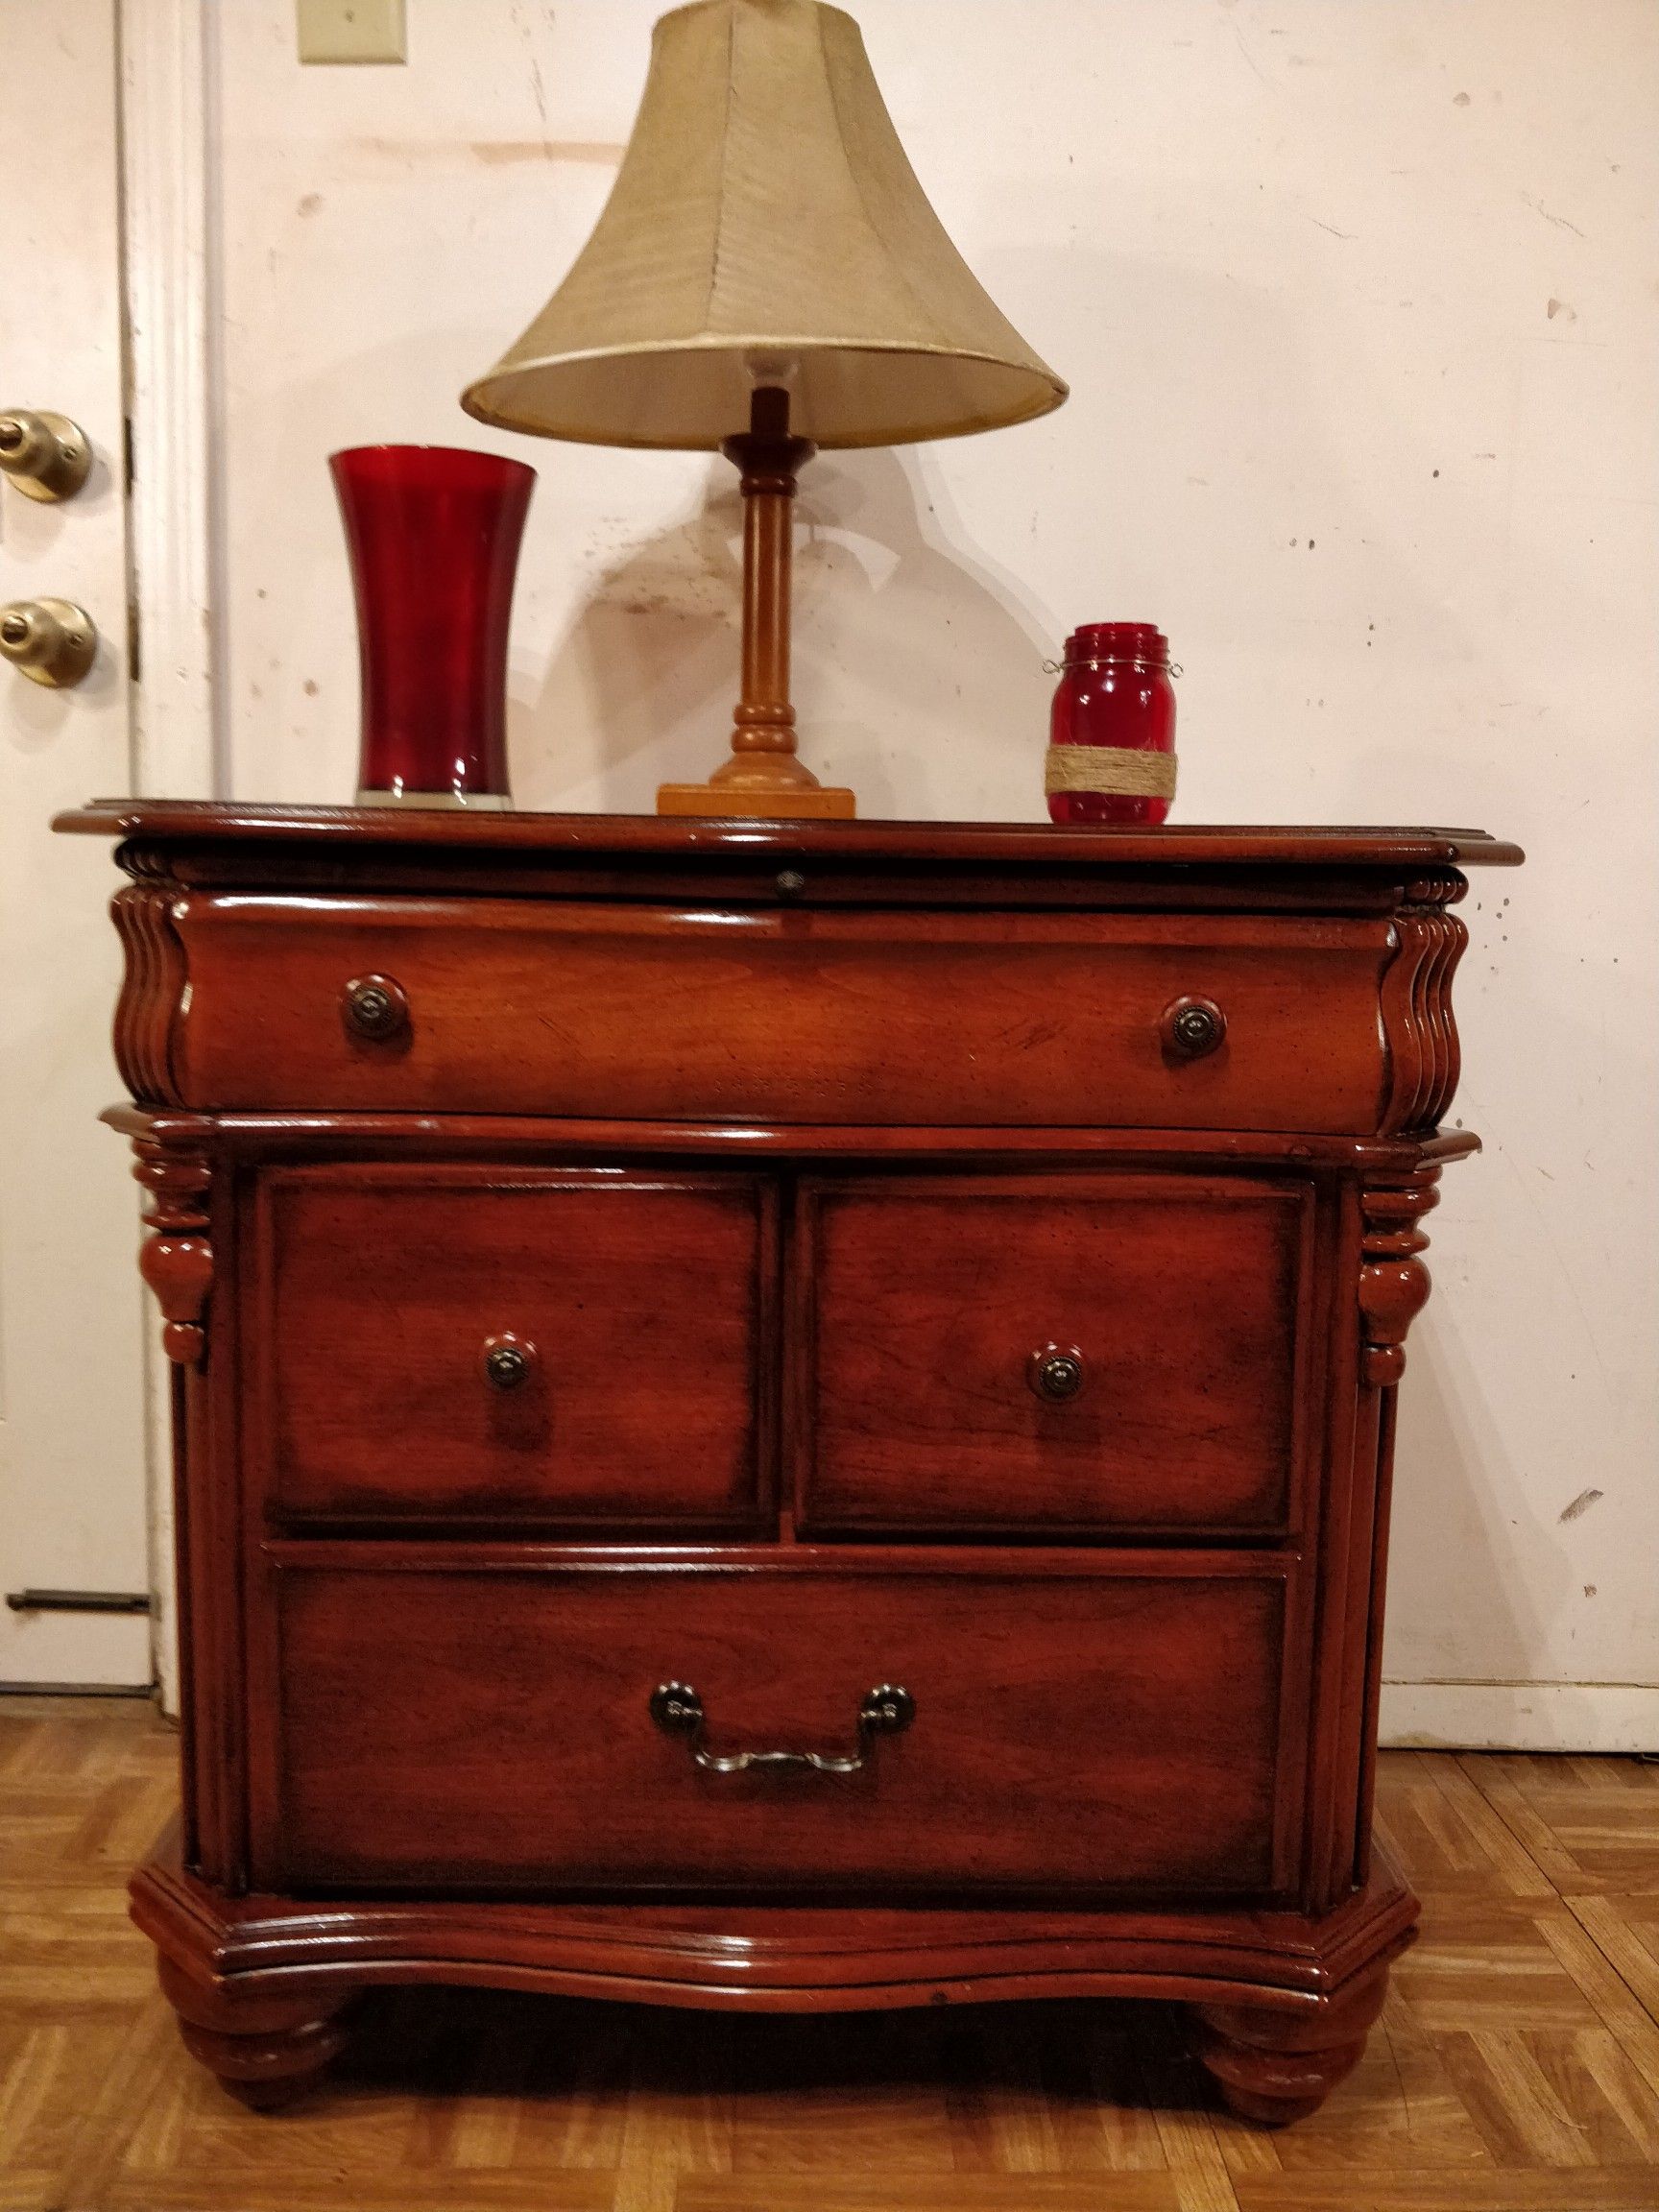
[56,804,1520,2123]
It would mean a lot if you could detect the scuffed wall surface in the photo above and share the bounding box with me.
[210,0,1659,1744]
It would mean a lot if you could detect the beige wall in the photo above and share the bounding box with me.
[207,0,1659,1746]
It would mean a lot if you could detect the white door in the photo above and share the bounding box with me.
[0,0,152,1687]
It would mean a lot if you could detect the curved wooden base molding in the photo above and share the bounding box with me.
[132,1845,1415,2117]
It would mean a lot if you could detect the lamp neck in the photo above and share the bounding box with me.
[711,388,820,792]
[719,385,816,483]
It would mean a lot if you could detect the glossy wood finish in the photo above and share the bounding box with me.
[131,1837,1414,2017]
[55,806,1522,2125]
[251,1166,772,1533]
[252,1549,1295,1896]
[54,799,1524,876]
[799,1173,1313,1539]
[140,896,1411,1131]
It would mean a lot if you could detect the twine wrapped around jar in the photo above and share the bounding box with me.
[1045,744,1178,800]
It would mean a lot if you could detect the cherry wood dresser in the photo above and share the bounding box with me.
[57,803,1521,2123]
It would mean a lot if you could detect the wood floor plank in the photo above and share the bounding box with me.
[1461,1754,1591,1888]
[1265,1988,1492,2171]
[1434,2029,1599,2166]
[1139,2035,1244,2212]
[1460,1756,1659,1895]
[1421,1759,1556,1898]
[1535,1905,1659,2097]
[1233,2175,1659,2211]
[97,2179,618,2212]
[9,1704,1659,2212]
[677,2182,1189,2211]
[1572,1894,1659,2024]
[1545,2031,1659,2166]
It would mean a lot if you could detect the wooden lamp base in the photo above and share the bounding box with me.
[657,780,856,820]
[658,388,856,822]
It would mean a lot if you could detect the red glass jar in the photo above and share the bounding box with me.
[1046,621,1177,827]
[330,445,536,808]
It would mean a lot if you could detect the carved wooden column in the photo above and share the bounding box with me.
[117,1112,236,1888]
[132,1131,213,1364]
[1348,1158,1451,1887]
[1358,1166,1441,1385]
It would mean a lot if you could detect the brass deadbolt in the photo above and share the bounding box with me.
[0,599,98,688]
[0,411,91,502]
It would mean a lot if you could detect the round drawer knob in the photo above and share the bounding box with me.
[776,869,807,900]
[481,1334,537,1391]
[1029,1345,1086,1404]
[1161,995,1227,1061]
[342,973,408,1041]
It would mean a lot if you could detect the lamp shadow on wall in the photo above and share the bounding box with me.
[510,444,1054,819]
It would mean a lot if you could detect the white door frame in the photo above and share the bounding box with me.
[119,0,220,1711]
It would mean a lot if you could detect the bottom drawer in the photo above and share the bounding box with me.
[255,1553,1297,1899]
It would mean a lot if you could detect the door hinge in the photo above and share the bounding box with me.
[5,1589,154,1616]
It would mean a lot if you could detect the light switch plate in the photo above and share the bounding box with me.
[297,0,406,64]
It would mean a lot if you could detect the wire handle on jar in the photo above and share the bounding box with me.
[1042,657,1183,677]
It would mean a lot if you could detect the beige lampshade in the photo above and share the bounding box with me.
[461,0,1067,451]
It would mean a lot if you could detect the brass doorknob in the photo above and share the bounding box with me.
[0,599,97,688]
[0,411,91,502]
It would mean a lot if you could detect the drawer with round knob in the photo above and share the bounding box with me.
[246,1165,776,1532]
[150,893,1406,1133]
[794,1172,1319,1540]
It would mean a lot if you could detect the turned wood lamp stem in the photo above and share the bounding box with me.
[658,388,854,818]
[724,387,813,781]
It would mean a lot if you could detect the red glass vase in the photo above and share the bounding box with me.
[1046,621,1177,827]
[330,445,536,808]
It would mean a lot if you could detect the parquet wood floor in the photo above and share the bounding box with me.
[5,1696,1659,2211]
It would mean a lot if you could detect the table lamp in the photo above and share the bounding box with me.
[461,0,1067,819]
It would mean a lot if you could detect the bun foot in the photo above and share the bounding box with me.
[158,1953,354,2108]
[1189,1964,1389,2127]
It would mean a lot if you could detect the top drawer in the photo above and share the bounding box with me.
[161,895,1397,1132]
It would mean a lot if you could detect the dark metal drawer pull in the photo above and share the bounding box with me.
[1029,1343,1086,1403]
[342,973,409,1041]
[1161,994,1227,1060]
[649,1681,914,1774]
[480,1334,537,1390]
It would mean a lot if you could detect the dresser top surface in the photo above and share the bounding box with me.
[56,801,1523,874]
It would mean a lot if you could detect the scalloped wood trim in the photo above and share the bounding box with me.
[109,880,187,1104]
[1379,879,1469,1134]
